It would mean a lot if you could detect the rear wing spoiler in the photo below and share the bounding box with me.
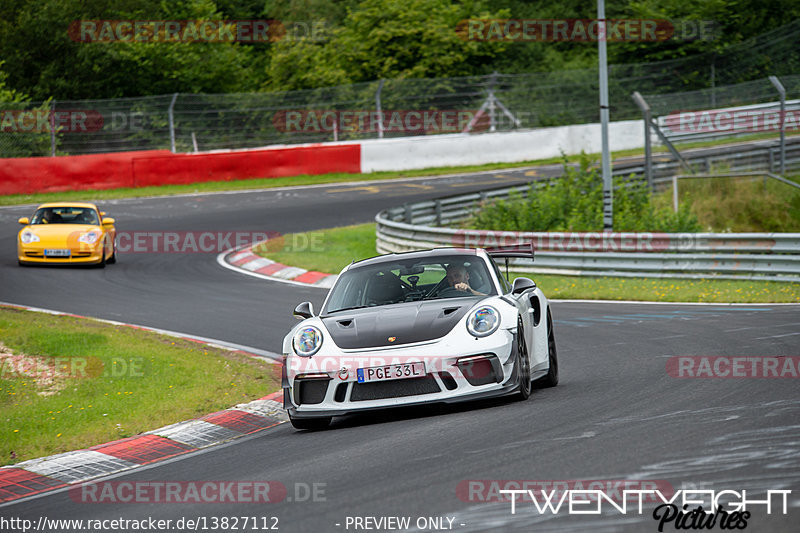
[484,242,534,260]
[485,242,534,281]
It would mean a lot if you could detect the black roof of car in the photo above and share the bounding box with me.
[348,248,479,270]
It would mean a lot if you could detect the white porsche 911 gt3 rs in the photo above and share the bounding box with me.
[281,244,558,430]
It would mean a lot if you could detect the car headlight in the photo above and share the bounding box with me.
[78,231,101,244]
[466,306,500,337]
[20,231,40,244]
[293,326,323,357]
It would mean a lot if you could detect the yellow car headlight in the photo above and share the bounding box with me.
[78,231,101,245]
[20,231,40,244]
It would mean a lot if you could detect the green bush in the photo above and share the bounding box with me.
[469,153,701,232]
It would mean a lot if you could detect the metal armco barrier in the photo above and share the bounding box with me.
[375,196,800,283]
[621,137,800,185]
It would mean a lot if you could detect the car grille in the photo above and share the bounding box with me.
[456,354,501,386]
[350,375,441,402]
[334,383,348,402]
[295,379,329,405]
[24,252,91,258]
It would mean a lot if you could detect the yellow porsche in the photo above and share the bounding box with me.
[17,203,116,267]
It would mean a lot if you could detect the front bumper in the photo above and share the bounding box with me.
[18,244,104,264]
[285,329,519,419]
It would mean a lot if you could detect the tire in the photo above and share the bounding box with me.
[535,310,559,388]
[289,414,332,431]
[106,243,116,264]
[515,316,532,400]
[94,239,108,268]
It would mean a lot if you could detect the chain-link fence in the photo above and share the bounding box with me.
[645,76,800,116]
[2,19,799,158]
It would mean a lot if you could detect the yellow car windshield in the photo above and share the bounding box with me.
[31,207,100,225]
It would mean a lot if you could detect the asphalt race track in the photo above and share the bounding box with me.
[1,163,799,532]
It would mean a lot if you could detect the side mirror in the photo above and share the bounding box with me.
[18,217,29,225]
[293,301,314,319]
[102,217,115,226]
[511,277,536,295]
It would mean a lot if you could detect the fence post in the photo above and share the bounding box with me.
[50,99,56,157]
[710,53,716,108]
[488,71,498,132]
[168,93,178,153]
[598,0,613,232]
[672,175,679,213]
[768,75,786,175]
[632,92,653,192]
[375,79,385,139]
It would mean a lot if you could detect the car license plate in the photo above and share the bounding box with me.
[357,362,425,383]
[44,249,71,257]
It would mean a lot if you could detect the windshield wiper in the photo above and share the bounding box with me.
[327,305,370,314]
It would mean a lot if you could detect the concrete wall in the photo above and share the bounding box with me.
[360,119,644,172]
[0,119,644,194]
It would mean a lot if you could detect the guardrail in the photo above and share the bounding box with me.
[619,137,800,186]
[656,99,800,145]
[376,181,800,282]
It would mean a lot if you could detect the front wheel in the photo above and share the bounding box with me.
[515,317,532,400]
[535,310,559,388]
[106,242,116,264]
[289,414,332,431]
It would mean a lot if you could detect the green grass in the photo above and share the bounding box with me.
[253,222,379,273]
[253,223,800,303]
[0,307,281,466]
[533,275,800,303]
[4,132,797,207]
[652,174,800,232]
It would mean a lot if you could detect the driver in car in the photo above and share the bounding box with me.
[445,263,486,296]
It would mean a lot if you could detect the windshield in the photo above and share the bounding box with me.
[324,255,497,314]
[31,207,100,225]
